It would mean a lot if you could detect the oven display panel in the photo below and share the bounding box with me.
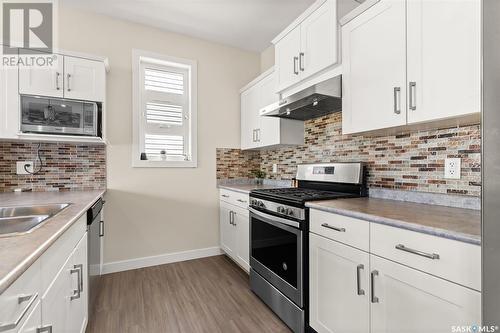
[312,166,335,175]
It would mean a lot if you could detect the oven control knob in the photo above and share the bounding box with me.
[258,201,265,208]
[287,210,294,217]
[277,206,285,213]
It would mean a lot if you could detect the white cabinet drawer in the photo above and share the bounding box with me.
[40,214,86,294]
[310,210,369,252]
[370,222,481,291]
[219,189,249,209]
[0,261,41,333]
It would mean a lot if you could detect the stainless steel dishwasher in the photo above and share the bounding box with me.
[87,198,104,320]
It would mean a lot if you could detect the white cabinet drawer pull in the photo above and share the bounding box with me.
[370,270,379,303]
[356,264,365,296]
[321,223,345,232]
[66,73,72,92]
[70,264,82,300]
[55,72,61,90]
[221,194,229,198]
[395,244,440,260]
[0,293,38,332]
[237,199,247,203]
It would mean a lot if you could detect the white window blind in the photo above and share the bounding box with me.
[139,59,192,163]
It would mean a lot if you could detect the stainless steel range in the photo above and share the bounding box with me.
[249,162,367,333]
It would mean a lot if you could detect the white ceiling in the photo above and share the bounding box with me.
[60,0,317,52]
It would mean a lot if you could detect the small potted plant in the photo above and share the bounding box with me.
[250,169,266,185]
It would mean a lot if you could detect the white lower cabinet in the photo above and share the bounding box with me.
[220,203,237,258]
[370,255,481,333]
[233,206,250,271]
[68,234,88,333]
[219,191,250,272]
[0,213,89,333]
[309,233,369,333]
[309,209,481,333]
[41,232,88,333]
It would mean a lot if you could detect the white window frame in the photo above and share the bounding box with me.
[132,49,197,168]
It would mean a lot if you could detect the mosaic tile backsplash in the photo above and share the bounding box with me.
[0,141,106,192]
[216,149,260,180]
[217,112,481,197]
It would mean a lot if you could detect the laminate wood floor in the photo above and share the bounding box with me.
[86,255,292,333]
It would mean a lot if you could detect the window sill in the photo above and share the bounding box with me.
[132,159,197,168]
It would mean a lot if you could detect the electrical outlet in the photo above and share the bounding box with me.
[444,158,461,179]
[16,161,34,175]
[272,164,278,173]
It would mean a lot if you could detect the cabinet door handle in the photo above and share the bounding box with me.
[99,220,104,237]
[395,244,440,260]
[299,52,305,71]
[229,211,233,225]
[321,223,345,232]
[393,87,401,114]
[356,264,365,296]
[232,211,237,226]
[256,129,261,142]
[0,293,38,332]
[293,56,299,75]
[55,72,61,90]
[75,263,84,292]
[36,325,53,333]
[67,73,72,92]
[70,265,81,300]
[409,82,417,110]
[370,270,379,303]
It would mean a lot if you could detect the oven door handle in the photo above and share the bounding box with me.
[248,207,301,229]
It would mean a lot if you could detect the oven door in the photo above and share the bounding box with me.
[249,207,303,307]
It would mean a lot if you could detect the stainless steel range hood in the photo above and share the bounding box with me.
[260,76,342,121]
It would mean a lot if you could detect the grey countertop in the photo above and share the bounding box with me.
[218,183,290,194]
[0,190,105,294]
[306,197,481,245]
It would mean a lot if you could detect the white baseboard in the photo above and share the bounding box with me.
[102,246,223,274]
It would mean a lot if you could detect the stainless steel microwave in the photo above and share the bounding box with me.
[20,95,99,136]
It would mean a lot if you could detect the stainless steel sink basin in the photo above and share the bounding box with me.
[0,203,70,237]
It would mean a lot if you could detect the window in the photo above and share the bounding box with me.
[132,50,197,167]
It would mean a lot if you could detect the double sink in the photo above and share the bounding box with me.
[0,203,70,237]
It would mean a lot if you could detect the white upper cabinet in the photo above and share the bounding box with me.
[275,27,302,92]
[240,89,255,150]
[341,0,407,134]
[300,0,337,80]
[257,73,281,146]
[64,56,105,102]
[342,0,481,134]
[274,0,339,93]
[0,58,20,139]
[19,53,105,102]
[240,69,304,150]
[19,51,64,98]
[370,255,481,333]
[406,0,481,124]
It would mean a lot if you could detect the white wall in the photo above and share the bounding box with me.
[260,45,275,72]
[58,7,261,264]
